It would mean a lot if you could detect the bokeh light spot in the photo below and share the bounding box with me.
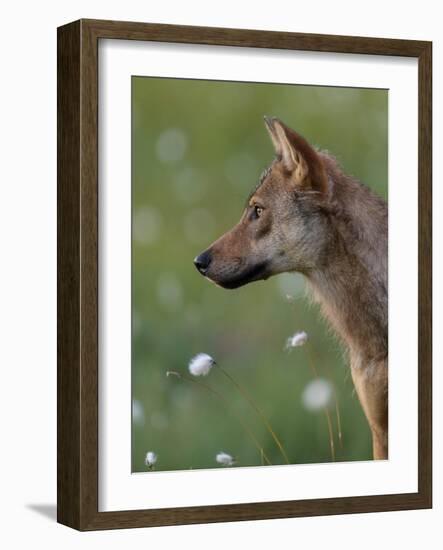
[156,128,187,163]
[133,206,162,246]
[156,273,183,311]
[302,378,333,411]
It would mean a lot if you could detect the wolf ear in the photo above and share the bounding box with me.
[264,116,328,194]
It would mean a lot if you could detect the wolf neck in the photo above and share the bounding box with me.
[306,156,388,362]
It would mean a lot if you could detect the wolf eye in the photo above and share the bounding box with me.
[254,206,263,218]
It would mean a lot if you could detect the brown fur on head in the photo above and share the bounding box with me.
[194,117,333,289]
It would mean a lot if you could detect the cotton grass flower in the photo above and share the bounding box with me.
[144,451,157,469]
[216,451,235,466]
[286,331,308,349]
[302,378,333,411]
[188,353,216,376]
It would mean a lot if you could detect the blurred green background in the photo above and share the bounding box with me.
[132,77,388,472]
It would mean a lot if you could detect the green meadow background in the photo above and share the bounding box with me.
[132,77,388,472]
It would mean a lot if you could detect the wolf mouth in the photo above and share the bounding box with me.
[212,261,270,290]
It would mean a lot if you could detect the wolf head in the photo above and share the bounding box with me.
[194,117,332,289]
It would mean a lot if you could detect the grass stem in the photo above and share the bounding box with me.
[286,300,343,455]
[305,347,336,462]
[166,371,273,466]
[215,365,290,465]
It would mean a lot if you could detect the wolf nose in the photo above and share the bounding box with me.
[194,250,212,275]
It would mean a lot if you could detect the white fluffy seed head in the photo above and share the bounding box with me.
[144,451,157,467]
[302,378,333,411]
[188,353,216,376]
[215,452,235,466]
[286,331,308,349]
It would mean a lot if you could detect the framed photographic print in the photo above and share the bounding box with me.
[57,19,432,530]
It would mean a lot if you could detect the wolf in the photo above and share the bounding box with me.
[194,117,388,460]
